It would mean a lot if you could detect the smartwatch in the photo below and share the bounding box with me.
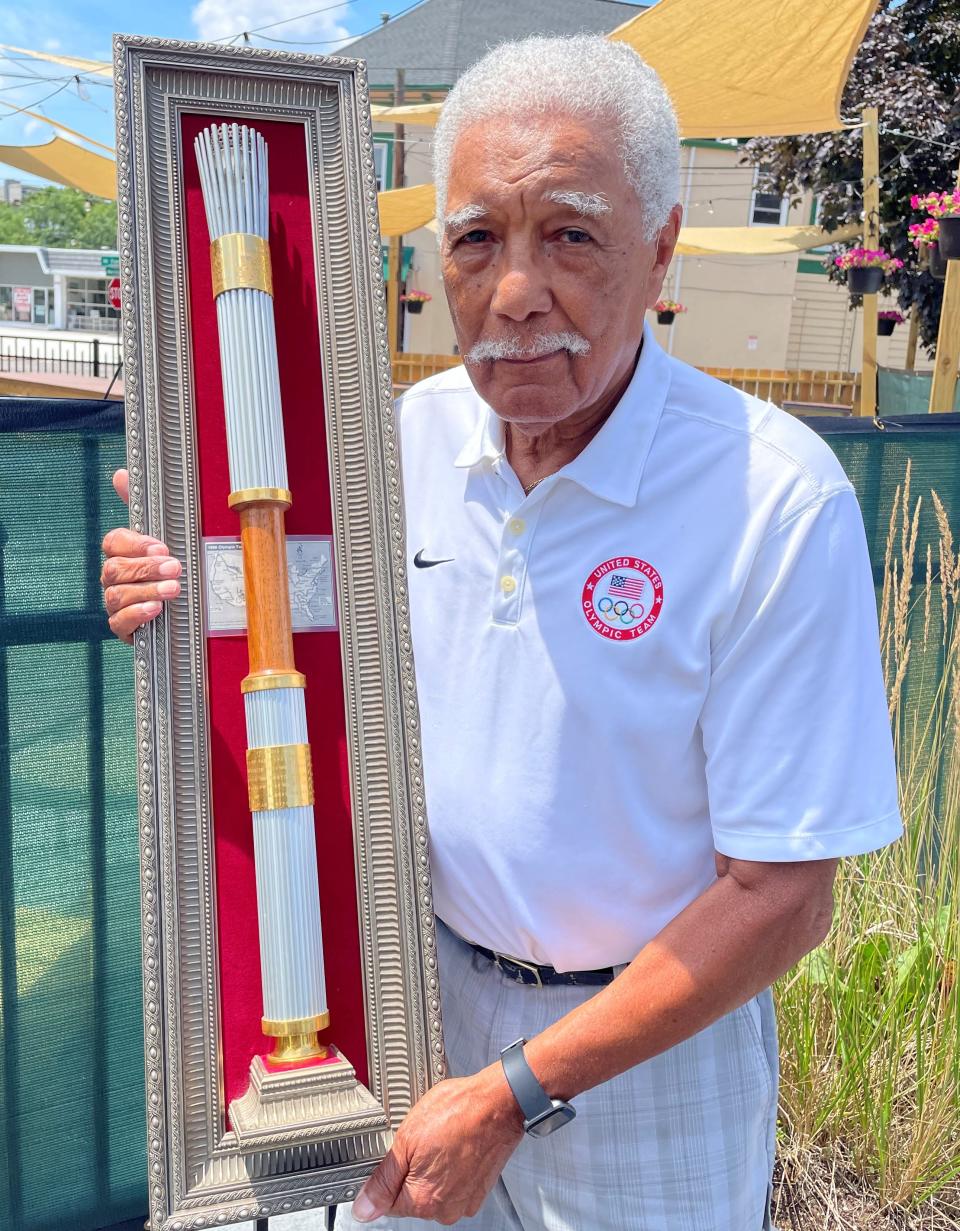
[500,1038,576,1137]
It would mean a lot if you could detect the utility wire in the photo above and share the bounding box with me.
[0,78,72,120]
[214,0,364,41]
[246,0,425,46]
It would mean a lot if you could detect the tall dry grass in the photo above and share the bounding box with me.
[773,462,960,1230]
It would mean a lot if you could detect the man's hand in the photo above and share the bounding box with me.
[101,468,181,643]
[351,1067,524,1225]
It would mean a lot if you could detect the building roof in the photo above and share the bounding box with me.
[348,0,650,88]
[0,243,117,278]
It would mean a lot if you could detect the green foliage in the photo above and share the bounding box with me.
[773,466,960,1227]
[744,0,960,358]
[0,186,117,250]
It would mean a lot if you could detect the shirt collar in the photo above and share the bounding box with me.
[452,322,671,508]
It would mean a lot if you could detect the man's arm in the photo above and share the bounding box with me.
[351,854,837,1223]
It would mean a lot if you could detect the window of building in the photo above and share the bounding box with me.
[0,285,53,324]
[373,141,387,191]
[750,166,789,226]
[373,138,392,192]
[66,277,119,331]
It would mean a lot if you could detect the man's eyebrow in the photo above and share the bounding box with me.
[443,202,489,231]
[544,190,611,217]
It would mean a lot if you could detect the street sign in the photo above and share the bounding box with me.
[108,277,122,312]
[101,254,120,274]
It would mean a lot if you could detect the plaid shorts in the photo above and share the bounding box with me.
[335,920,778,1230]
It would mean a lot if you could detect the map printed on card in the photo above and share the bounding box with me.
[203,535,337,636]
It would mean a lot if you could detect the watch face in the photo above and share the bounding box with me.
[526,1102,577,1137]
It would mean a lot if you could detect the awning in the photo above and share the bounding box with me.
[0,137,116,199]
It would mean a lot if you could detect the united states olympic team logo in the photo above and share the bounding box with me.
[582,556,664,641]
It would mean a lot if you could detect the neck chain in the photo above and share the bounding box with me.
[522,475,545,496]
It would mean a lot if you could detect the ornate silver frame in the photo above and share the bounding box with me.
[114,34,443,1230]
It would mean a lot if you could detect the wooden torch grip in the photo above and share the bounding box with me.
[238,504,296,675]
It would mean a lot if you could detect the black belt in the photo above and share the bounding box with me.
[466,940,616,988]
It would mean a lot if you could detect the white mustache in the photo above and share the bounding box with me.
[465,331,592,364]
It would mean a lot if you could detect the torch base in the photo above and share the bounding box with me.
[228,1048,391,1161]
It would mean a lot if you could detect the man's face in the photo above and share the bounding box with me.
[440,113,680,429]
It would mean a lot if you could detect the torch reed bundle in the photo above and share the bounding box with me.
[196,122,328,1067]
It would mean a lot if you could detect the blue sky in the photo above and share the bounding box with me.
[0,0,425,171]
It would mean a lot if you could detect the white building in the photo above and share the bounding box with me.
[0,244,120,332]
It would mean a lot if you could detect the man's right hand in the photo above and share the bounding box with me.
[101,468,182,644]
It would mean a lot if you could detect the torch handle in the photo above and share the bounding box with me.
[238,502,296,677]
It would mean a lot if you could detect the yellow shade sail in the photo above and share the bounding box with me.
[378,182,436,237]
[367,0,878,138]
[675,222,859,256]
[0,136,116,199]
[609,0,877,138]
[0,100,115,153]
[0,43,113,78]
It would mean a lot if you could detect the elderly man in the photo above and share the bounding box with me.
[101,34,901,1231]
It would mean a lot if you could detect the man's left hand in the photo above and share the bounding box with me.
[351,1067,524,1224]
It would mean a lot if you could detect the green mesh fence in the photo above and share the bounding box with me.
[1,401,959,1231]
[0,400,144,1231]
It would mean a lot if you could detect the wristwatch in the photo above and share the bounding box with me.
[500,1038,576,1137]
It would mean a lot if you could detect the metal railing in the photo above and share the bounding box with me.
[0,333,123,380]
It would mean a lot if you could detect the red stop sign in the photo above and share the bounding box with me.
[108,277,121,311]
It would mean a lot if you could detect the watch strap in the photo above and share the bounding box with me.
[500,1038,554,1122]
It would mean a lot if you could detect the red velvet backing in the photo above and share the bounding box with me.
[181,112,368,1113]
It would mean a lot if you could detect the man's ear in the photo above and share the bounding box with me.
[647,203,683,308]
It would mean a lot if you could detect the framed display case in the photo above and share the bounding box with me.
[114,33,443,1230]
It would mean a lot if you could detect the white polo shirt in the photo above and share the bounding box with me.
[399,325,902,971]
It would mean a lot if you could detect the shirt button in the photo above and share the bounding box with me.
[500,576,517,594]
[508,518,526,536]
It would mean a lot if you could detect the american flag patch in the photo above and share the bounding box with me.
[609,574,645,600]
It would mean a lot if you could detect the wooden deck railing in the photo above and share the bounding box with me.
[700,367,860,409]
[392,353,462,388]
[392,355,861,413]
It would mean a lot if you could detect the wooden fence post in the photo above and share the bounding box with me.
[858,106,880,417]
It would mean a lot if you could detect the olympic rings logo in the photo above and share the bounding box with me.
[596,596,646,625]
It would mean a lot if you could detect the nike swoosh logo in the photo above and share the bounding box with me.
[413,549,454,569]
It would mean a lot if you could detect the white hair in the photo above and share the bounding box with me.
[433,35,680,240]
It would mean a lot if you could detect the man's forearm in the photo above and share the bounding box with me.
[520,858,836,1105]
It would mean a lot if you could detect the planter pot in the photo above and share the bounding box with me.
[929,241,948,280]
[848,265,884,295]
[938,215,960,260]
[878,318,897,336]
[404,299,425,314]
[657,311,676,324]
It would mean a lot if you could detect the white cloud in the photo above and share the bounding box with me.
[43,37,61,51]
[191,0,352,44]
[23,119,45,138]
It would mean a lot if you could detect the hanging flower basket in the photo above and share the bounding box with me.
[835,248,901,296]
[654,299,686,325]
[400,290,432,314]
[930,242,948,281]
[911,190,960,260]
[877,310,905,337]
[940,216,960,260]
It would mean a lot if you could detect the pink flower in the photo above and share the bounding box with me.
[834,247,900,272]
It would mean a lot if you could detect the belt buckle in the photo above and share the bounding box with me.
[496,952,543,989]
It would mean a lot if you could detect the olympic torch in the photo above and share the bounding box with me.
[195,122,328,1068]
